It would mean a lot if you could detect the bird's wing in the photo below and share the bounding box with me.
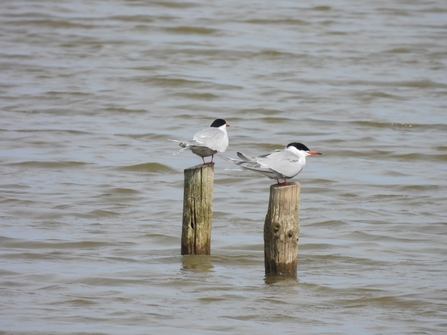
[255,149,303,178]
[222,153,278,177]
[220,156,241,164]
[168,138,208,155]
[193,128,227,152]
[237,152,257,162]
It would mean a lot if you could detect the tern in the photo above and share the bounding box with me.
[222,142,322,185]
[170,119,229,164]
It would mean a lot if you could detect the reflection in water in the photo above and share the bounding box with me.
[181,255,215,272]
[264,274,299,286]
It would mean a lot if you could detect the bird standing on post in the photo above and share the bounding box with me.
[170,119,229,165]
[222,142,322,185]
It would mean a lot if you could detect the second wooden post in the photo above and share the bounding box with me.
[181,164,214,255]
[264,182,300,277]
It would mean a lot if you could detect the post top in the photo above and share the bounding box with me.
[270,182,300,189]
[185,163,215,171]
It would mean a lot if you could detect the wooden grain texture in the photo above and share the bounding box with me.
[264,182,300,277]
[181,164,214,255]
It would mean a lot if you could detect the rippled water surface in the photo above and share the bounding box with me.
[1,1,447,334]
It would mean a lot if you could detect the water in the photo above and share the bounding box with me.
[1,1,447,334]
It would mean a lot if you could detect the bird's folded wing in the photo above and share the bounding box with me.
[237,152,257,162]
[169,139,209,155]
[193,129,226,151]
[255,149,301,177]
[222,156,272,172]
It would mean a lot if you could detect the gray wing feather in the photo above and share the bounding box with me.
[223,148,305,179]
[221,155,276,177]
[255,149,303,178]
[193,128,227,152]
[169,139,207,155]
[237,152,257,162]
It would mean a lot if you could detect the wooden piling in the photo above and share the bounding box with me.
[181,164,214,255]
[264,182,300,277]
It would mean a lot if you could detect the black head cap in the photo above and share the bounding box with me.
[210,119,227,127]
[287,142,310,151]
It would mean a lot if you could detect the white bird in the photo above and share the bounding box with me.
[222,142,322,185]
[170,119,230,164]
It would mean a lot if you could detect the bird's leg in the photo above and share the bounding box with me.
[276,179,288,186]
[202,155,215,165]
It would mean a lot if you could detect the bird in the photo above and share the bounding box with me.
[169,119,230,164]
[222,142,322,185]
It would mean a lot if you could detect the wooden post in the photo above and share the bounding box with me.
[181,164,214,255]
[264,182,300,277]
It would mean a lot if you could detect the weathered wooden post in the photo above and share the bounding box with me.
[181,164,214,255]
[264,182,300,277]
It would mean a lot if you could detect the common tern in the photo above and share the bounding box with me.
[222,142,322,185]
[170,119,229,164]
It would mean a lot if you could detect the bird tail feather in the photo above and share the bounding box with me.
[237,152,256,162]
[168,139,188,155]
